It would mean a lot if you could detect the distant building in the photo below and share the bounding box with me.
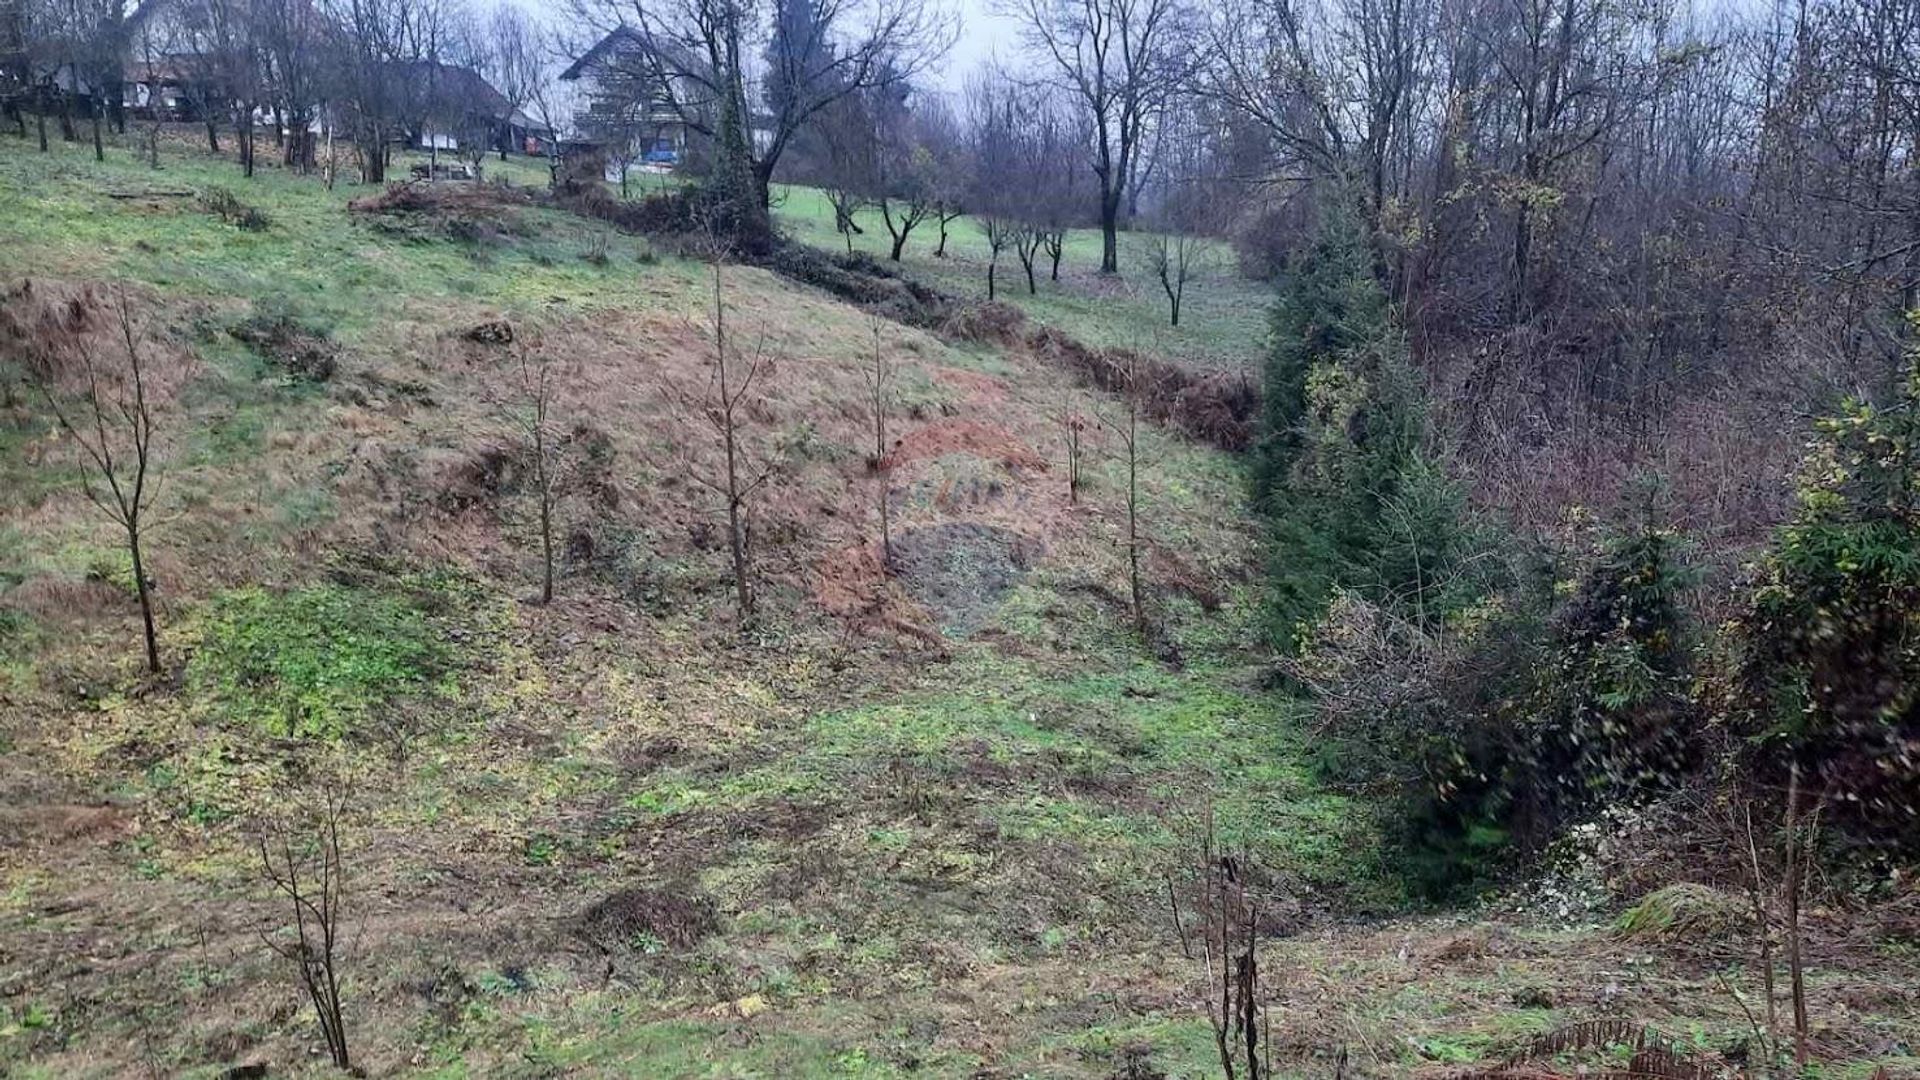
[559,27,695,171]
[390,60,552,157]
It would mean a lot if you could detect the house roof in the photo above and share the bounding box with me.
[389,60,514,118]
[560,26,701,84]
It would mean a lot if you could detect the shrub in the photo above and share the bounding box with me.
[191,584,448,739]
[198,187,272,232]
[1732,334,1920,852]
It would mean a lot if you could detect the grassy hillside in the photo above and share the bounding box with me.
[771,185,1270,375]
[1,133,1916,1079]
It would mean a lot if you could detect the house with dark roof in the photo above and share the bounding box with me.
[394,59,552,157]
[559,26,697,171]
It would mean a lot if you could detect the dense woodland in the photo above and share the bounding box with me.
[2,0,1919,1071]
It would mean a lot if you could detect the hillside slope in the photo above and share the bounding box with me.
[1,138,1916,1079]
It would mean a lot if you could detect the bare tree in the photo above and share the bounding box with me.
[563,0,951,227]
[1144,231,1203,325]
[324,0,418,182]
[815,92,876,251]
[965,73,1026,299]
[1055,395,1087,504]
[484,339,570,604]
[666,237,783,621]
[128,10,167,167]
[1168,814,1271,1080]
[863,318,894,562]
[258,0,328,171]
[36,286,165,674]
[479,1,543,161]
[1013,223,1044,294]
[978,213,1018,300]
[1002,0,1200,273]
[257,789,351,1073]
[1097,349,1148,631]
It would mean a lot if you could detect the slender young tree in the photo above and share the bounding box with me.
[484,339,570,604]
[35,286,165,674]
[666,234,783,621]
[1097,349,1149,632]
[257,788,351,1072]
[863,317,894,563]
[1056,395,1087,505]
[1145,231,1202,325]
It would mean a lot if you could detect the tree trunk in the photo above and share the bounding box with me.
[91,98,103,162]
[35,87,48,151]
[128,528,160,674]
[205,118,220,154]
[1126,420,1144,632]
[539,491,554,604]
[987,258,997,300]
[1100,195,1121,273]
[241,109,255,177]
[890,229,908,261]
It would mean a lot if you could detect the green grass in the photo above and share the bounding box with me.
[188,579,456,739]
[0,134,704,347]
[771,183,1274,373]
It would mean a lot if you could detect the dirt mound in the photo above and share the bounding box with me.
[890,522,1042,636]
[1616,882,1749,944]
[229,310,336,381]
[431,440,526,514]
[348,180,531,216]
[882,419,1047,472]
[0,278,197,398]
[0,803,136,849]
[1026,326,1258,451]
[580,885,718,950]
[463,319,514,345]
[0,278,116,379]
[350,181,533,246]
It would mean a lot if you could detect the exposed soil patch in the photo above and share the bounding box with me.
[881,419,1047,472]
[580,885,718,950]
[889,522,1042,636]
[0,802,136,850]
[0,278,196,398]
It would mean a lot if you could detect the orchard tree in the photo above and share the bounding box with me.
[1002,0,1200,273]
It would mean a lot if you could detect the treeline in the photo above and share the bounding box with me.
[1256,203,1920,895]
[0,0,549,182]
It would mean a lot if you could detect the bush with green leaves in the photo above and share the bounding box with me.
[1318,513,1700,900]
[191,584,449,739]
[1733,337,1920,850]
[1256,212,1706,894]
